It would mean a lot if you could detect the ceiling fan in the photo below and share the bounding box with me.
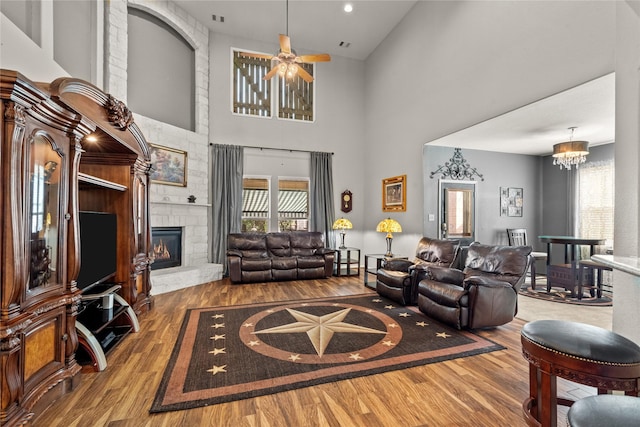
[240,0,331,83]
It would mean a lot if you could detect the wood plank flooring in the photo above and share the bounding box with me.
[32,275,594,426]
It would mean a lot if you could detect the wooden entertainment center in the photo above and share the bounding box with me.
[0,70,153,426]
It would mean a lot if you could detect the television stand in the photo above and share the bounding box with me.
[76,284,140,372]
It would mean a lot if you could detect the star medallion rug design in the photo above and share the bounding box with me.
[150,294,505,413]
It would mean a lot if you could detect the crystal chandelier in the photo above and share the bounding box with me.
[552,127,589,170]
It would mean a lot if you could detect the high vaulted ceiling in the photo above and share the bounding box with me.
[175,1,615,157]
[175,0,418,61]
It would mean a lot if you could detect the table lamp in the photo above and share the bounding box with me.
[376,218,402,257]
[332,218,353,249]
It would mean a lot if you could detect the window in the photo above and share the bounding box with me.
[233,51,272,117]
[577,160,614,253]
[277,63,314,122]
[241,177,309,232]
[232,49,314,122]
[278,179,309,231]
[242,178,269,232]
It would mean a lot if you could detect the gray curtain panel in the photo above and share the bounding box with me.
[211,144,244,270]
[310,151,335,248]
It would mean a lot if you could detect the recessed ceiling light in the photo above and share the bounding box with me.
[344,3,353,13]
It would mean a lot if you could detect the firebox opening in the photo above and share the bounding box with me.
[151,227,182,270]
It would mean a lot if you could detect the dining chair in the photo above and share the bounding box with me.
[507,228,547,289]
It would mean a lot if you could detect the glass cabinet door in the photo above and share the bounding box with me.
[28,134,62,290]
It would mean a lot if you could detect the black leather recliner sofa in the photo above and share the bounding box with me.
[227,232,335,283]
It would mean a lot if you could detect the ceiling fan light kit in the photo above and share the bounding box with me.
[240,0,331,83]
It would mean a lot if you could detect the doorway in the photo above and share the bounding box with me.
[439,180,476,246]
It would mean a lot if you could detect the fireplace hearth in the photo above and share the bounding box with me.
[151,227,182,270]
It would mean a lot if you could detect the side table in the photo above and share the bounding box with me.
[334,247,360,277]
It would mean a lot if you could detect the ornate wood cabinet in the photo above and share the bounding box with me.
[1,70,152,426]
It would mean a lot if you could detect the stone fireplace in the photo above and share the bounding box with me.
[151,227,182,270]
[147,198,222,295]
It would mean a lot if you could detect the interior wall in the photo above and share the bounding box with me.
[0,0,38,44]
[423,146,541,248]
[612,0,640,343]
[364,0,615,259]
[0,13,68,82]
[208,32,367,251]
[52,0,93,83]
[127,6,195,131]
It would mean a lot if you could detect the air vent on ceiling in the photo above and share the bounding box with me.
[212,14,225,23]
[339,41,351,48]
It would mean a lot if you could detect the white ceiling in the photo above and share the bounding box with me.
[427,73,616,156]
[175,1,615,157]
[176,0,418,61]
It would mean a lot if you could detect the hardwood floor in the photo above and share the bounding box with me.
[33,275,593,426]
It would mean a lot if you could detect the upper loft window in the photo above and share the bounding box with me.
[127,7,195,131]
[233,51,272,117]
[277,63,314,122]
[232,49,315,122]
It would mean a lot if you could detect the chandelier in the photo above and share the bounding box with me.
[552,127,589,170]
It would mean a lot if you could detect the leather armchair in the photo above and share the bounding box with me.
[375,237,460,305]
[417,242,531,329]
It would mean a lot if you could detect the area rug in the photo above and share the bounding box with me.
[519,284,612,306]
[150,294,505,413]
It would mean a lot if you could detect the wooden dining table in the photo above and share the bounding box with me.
[538,235,606,295]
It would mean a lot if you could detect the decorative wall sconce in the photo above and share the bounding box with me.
[430,148,484,181]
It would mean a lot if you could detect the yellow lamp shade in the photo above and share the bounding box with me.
[332,218,353,230]
[376,218,402,234]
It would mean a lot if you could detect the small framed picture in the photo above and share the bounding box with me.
[149,144,187,186]
[382,175,406,212]
[500,187,523,217]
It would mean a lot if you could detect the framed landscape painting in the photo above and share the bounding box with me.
[382,175,406,212]
[149,144,187,186]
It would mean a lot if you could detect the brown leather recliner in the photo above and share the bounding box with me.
[375,237,460,305]
[417,242,531,329]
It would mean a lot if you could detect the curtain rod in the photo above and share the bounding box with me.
[210,143,333,155]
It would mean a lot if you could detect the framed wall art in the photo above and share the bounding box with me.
[149,144,187,186]
[500,187,523,217]
[382,175,406,212]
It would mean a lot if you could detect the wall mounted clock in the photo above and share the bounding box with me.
[341,190,352,213]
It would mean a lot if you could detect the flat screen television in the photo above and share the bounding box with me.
[76,211,117,293]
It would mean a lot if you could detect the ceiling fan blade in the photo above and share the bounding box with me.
[240,51,274,60]
[279,34,291,54]
[297,66,314,83]
[296,54,331,63]
[263,65,280,81]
